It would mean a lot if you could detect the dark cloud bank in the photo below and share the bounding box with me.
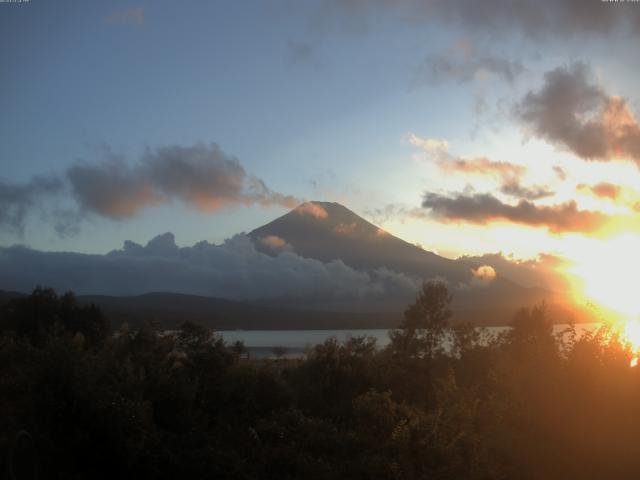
[0,233,420,301]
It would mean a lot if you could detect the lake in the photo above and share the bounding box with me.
[217,324,602,358]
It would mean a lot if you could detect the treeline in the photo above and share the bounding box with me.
[2,284,640,479]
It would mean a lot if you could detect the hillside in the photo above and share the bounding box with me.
[80,292,404,330]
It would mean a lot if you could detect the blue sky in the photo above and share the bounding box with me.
[3,0,640,268]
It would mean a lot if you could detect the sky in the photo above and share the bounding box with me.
[3,0,640,306]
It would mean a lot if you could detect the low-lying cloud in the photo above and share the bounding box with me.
[422,192,609,233]
[470,265,497,287]
[0,233,420,300]
[258,235,293,253]
[460,252,568,292]
[295,202,328,219]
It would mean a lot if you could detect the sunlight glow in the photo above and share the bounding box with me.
[565,235,640,318]
[563,234,640,365]
[623,319,640,350]
[623,319,640,366]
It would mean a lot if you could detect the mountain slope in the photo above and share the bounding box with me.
[250,201,471,282]
[250,201,588,324]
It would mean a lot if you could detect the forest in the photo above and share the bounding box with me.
[2,282,640,479]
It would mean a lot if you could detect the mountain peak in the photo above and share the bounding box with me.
[289,201,379,232]
[293,200,359,218]
[250,201,470,282]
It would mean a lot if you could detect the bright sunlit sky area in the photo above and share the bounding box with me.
[3,0,640,311]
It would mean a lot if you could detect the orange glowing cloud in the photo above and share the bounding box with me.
[577,182,622,200]
[409,133,526,181]
[471,265,497,287]
[258,235,292,252]
[295,202,328,219]
[436,156,526,180]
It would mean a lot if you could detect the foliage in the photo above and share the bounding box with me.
[2,287,640,478]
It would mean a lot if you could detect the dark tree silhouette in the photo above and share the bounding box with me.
[0,287,109,347]
[3,286,640,479]
[389,280,452,359]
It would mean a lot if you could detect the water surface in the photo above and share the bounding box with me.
[218,324,601,358]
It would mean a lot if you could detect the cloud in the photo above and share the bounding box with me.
[552,165,567,181]
[407,134,449,154]
[295,202,328,219]
[67,160,164,219]
[577,182,622,200]
[408,133,526,182]
[287,39,319,64]
[0,176,63,234]
[364,203,428,225]
[51,209,83,239]
[422,192,609,233]
[470,265,496,287]
[0,143,299,238]
[327,0,640,40]
[459,252,568,291]
[436,156,526,180]
[258,235,293,252]
[67,143,299,219]
[499,179,554,200]
[516,63,640,164]
[409,134,554,201]
[0,233,420,301]
[105,7,145,26]
[417,51,526,86]
[432,0,640,40]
